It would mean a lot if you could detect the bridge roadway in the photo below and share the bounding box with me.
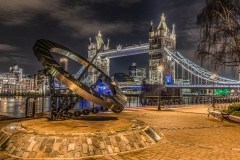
[121,84,240,89]
[98,43,149,58]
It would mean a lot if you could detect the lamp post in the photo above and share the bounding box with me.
[157,65,163,110]
[210,73,216,108]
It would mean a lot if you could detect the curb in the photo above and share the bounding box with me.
[208,111,240,123]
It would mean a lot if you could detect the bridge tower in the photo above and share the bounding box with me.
[149,13,176,84]
[88,31,110,83]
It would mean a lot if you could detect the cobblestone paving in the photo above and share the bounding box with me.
[0,129,156,159]
[1,106,240,159]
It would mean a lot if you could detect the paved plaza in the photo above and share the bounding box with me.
[0,105,240,160]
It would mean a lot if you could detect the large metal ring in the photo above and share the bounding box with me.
[33,39,127,112]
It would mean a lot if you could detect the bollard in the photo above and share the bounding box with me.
[32,100,36,118]
[42,97,44,113]
[129,97,130,107]
[157,96,161,110]
[137,97,139,107]
[25,97,31,117]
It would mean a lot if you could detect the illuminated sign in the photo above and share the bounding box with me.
[215,89,230,95]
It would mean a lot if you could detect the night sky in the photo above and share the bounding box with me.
[0,0,237,79]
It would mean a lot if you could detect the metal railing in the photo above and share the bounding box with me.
[125,95,240,110]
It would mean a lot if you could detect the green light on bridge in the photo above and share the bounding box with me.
[215,89,230,96]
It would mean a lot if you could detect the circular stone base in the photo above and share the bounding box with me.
[22,116,133,134]
[0,116,162,159]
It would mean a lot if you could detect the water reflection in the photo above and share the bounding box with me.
[0,97,103,118]
[0,97,25,118]
[0,96,140,118]
[0,97,50,118]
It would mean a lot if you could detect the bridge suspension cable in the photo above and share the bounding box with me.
[163,47,240,84]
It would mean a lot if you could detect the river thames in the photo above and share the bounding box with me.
[0,97,50,118]
[0,96,140,118]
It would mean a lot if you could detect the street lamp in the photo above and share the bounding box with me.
[157,65,163,73]
[210,73,216,108]
[157,65,163,110]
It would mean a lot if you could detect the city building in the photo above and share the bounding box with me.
[129,63,146,85]
[24,75,35,91]
[112,73,140,94]
[129,63,137,77]
[59,58,69,88]
[34,70,49,95]
[0,64,35,95]
[60,58,68,71]
[136,68,146,79]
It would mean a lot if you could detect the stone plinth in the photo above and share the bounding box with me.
[0,116,162,159]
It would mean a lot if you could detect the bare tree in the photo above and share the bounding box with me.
[196,0,240,78]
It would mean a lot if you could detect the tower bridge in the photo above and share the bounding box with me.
[84,13,240,88]
[98,43,149,58]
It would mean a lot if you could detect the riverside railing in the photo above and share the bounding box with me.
[125,95,240,110]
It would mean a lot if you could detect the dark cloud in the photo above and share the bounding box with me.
[0,0,146,38]
[0,44,18,51]
[84,0,143,7]
[0,57,10,62]
[49,6,136,37]
[0,52,31,65]
[9,56,31,65]
[0,0,60,25]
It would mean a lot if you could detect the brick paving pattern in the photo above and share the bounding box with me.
[0,105,240,159]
